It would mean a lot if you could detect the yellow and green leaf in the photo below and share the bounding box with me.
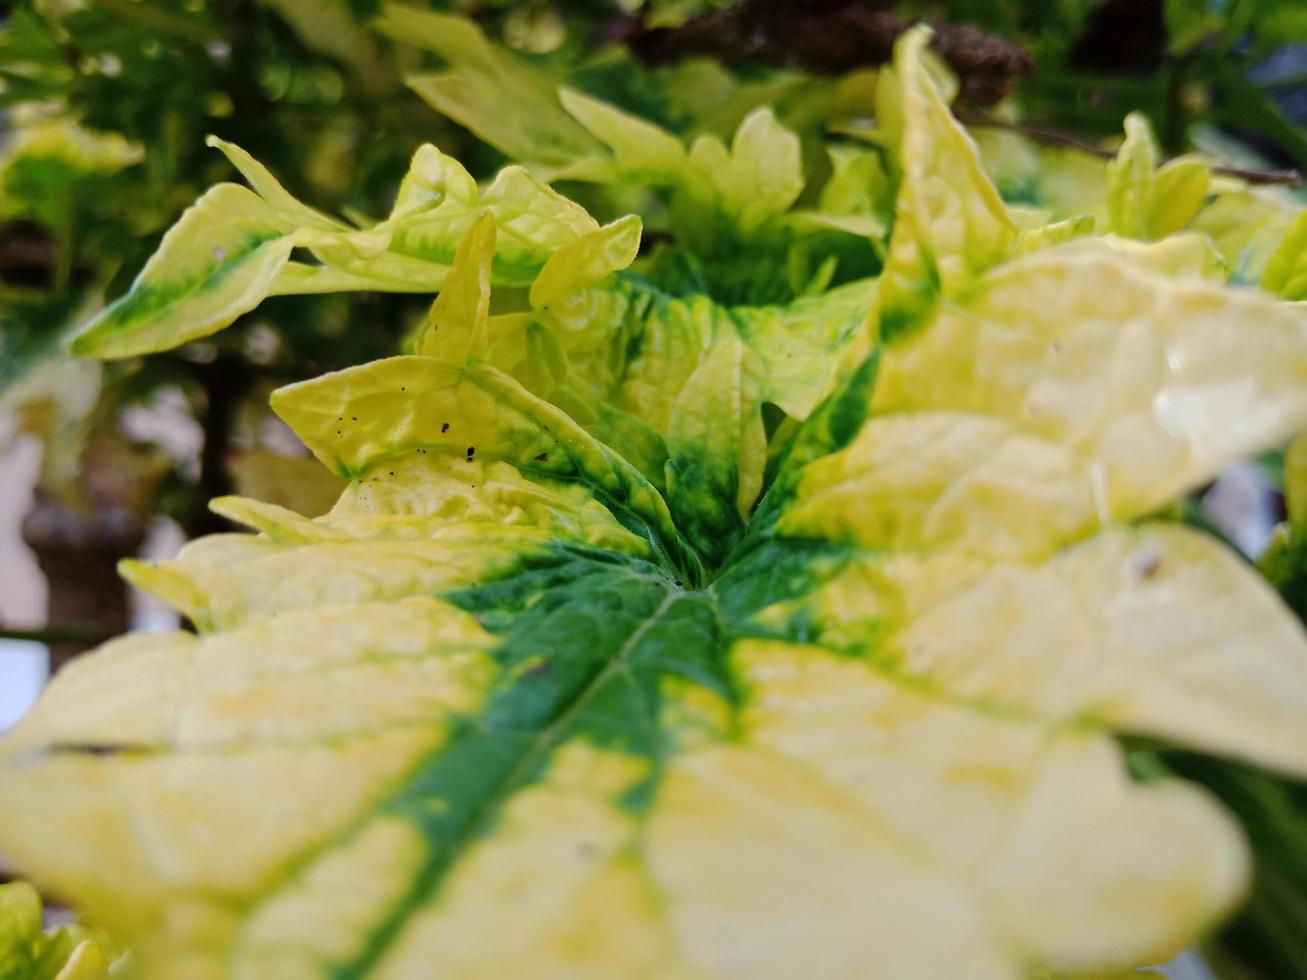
[10,25,1307,980]
[69,141,603,359]
[874,27,1017,340]
[12,197,1307,979]
[0,882,119,980]
[1105,113,1212,240]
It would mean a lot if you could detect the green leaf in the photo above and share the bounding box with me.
[1194,188,1300,285]
[15,21,1307,976]
[0,115,141,231]
[558,87,689,181]
[1263,209,1307,300]
[69,141,607,359]
[0,882,115,980]
[1105,113,1211,240]
[378,4,600,170]
[0,882,42,977]
[10,149,1307,979]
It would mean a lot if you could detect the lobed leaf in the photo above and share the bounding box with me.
[10,23,1307,980]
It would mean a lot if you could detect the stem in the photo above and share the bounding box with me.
[957,113,1304,187]
[1162,52,1189,156]
[184,354,248,539]
[0,625,113,646]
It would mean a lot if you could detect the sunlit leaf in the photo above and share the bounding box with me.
[874,27,1016,340]
[9,20,1307,980]
[69,142,604,358]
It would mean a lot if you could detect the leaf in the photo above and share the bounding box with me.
[558,87,689,181]
[1262,209,1307,300]
[67,182,303,358]
[1260,432,1307,623]
[69,142,605,358]
[417,214,496,362]
[0,882,115,980]
[1105,114,1211,240]
[1105,112,1161,239]
[393,214,870,561]
[1194,188,1299,284]
[0,882,42,977]
[378,4,600,170]
[689,107,805,233]
[9,163,1307,980]
[228,450,349,518]
[558,90,808,239]
[799,144,892,240]
[874,27,1017,341]
[1148,157,1211,236]
[0,113,141,229]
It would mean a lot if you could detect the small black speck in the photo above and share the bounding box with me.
[466,446,475,457]
[533,452,549,462]
[674,580,683,587]
[336,430,342,435]
[441,423,450,433]
[400,386,406,391]
[337,417,343,422]
[351,417,358,422]
[389,471,395,477]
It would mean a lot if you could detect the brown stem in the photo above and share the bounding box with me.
[625,1,1032,106]
[957,113,1304,187]
[184,354,249,539]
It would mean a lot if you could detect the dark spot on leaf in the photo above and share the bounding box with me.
[1134,549,1162,580]
[51,742,141,757]
[441,423,449,433]
[466,446,475,457]
[534,452,549,462]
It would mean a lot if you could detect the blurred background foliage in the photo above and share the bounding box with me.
[4,1,1307,976]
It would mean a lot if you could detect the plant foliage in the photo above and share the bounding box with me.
[6,12,1307,980]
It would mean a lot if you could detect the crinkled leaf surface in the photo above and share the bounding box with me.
[10,216,1307,980]
[12,25,1307,980]
[401,209,873,563]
